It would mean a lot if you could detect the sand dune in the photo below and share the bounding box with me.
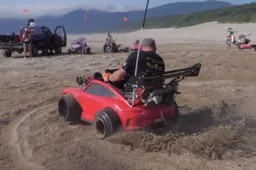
[68,22,256,46]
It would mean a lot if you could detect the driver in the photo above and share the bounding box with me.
[103,31,117,52]
[103,38,165,87]
[105,31,113,44]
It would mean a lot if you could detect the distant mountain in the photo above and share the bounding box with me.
[0,0,233,34]
[115,2,256,33]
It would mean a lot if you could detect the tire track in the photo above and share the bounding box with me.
[2,103,55,170]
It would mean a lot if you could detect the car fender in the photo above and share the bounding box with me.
[61,88,85,107]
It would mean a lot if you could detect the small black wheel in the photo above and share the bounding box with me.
[106,46,112,53]
[93,108,121,139]
[42,49,48,56]
[55,47,62,54]
[67,49,71,55]
[125,47,130,52]
[86,47,91,54]
[58,94,82,122]
[2,50,12,57]
[31,45,38,57]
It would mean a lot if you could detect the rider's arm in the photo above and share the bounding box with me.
[108,68,127,82]
[109,52,135,82]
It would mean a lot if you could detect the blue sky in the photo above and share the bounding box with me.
[0,0,254,18]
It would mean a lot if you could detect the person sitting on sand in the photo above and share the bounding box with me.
[103,38,165,88]
[103,31,118,52]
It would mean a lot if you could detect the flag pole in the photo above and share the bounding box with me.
[131,0,150,105]
[134,0,150,76]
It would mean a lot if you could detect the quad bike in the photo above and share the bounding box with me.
[67,37,91,55]
[104,39,130,53]
[236,34,256,51]
[58,63,201,139]
[225,28,256,51]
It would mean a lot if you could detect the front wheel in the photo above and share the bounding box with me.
[93,109,121,139]
[67,49,71,55]
[58,94,82,122]
[86,47,91,54]
[2,50,12,57]
[225,39,231,49]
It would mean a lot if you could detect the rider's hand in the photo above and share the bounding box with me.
[102,72,111,82]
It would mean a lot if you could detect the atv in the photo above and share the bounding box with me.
[225,27,256,51]
[236,34,256,51]
[57,63,201,139]
[67,37,91,55]
[103,39,130,53]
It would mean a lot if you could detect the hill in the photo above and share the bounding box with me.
[115,2,256,32]
[0,0,233,34]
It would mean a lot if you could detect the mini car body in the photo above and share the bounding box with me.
[58,63,201,139]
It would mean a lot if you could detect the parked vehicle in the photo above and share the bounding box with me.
[0,19,67,57]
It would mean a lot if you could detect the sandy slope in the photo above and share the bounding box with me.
[70,21,256,45]
[0,22,256,170]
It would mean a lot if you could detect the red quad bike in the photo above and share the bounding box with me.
[236,34,256,51]
[226,28,256,51]
[57,63,201,139]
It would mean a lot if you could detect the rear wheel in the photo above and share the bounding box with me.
[93,108,121,139]
[86,47,91,54]
[125,47,130,52]
[67,49,71,55]
[2,50,12,57]
[31,45,38,57]
[55,47,62,54]
[106,45,112,53]
[58,94,82,122]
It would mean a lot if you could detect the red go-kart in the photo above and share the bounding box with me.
[57,63,201,139]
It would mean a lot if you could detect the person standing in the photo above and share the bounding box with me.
[22,20,35,59]
[22,28,32,59]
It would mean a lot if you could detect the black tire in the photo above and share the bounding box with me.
[2,50,12,57]
[93,108,121,139]
[42,49,48,56]
[125,47,130,52]
[55,47,62,54]
[31,45,38,57]
[225,39,231,49]
[86,47,91,54]
[67,49,71,55]
[58,94,82,122]
[106,45,112,53]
